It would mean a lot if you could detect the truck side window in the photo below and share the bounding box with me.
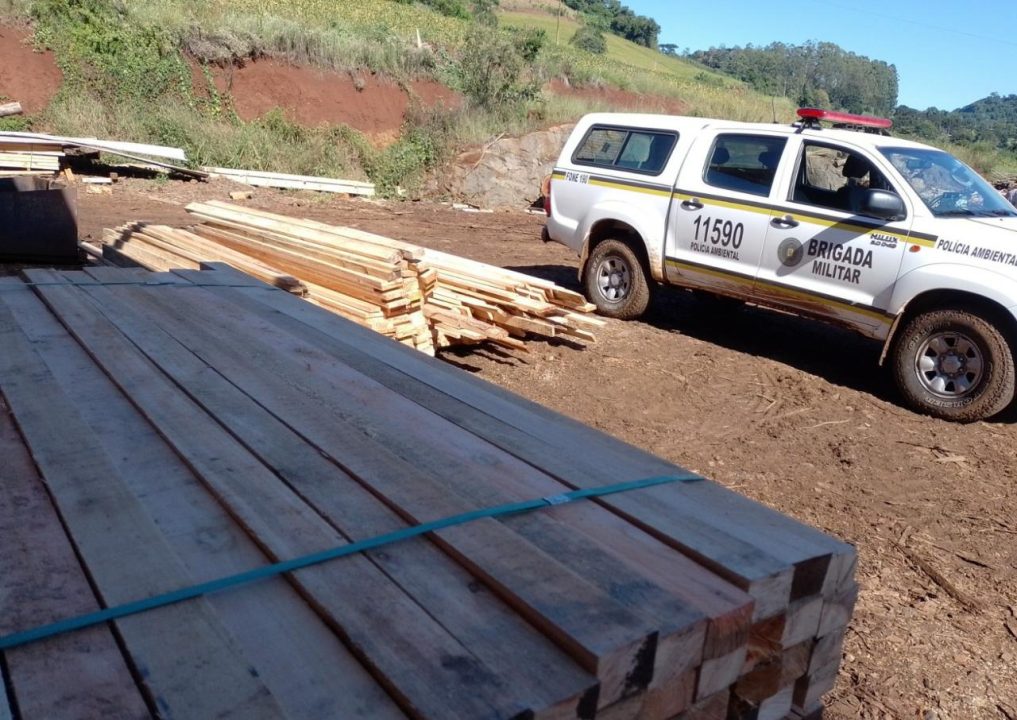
[793,143,898,215]
[704,135,787,197]
[572,126,678,176]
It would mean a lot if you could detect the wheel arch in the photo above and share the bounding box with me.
[581,219,653,282]
[880,288,1017,365]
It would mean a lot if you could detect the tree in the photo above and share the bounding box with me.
[659,43,678,56]
[570,24,607,54]
[459,24,538,108]
[688,41,899,115]
[561,0,659,47]
[471,0,499,26]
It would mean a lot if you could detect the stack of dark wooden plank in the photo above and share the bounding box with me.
[0,264,855,720]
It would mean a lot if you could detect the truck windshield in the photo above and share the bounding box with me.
[879,147,1017,218]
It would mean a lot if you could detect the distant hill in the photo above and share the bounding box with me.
[687,42,899,116]
[894,94,1017,154]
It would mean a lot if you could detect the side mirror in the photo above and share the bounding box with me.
[861,189,905,220]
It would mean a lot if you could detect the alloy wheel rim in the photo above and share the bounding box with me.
[596,256,631,302]
[915,331,984,398]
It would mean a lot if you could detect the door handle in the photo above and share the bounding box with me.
[771,215,799,228]
[681,198,704,210]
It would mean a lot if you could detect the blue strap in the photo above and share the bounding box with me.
[0,474,696,651]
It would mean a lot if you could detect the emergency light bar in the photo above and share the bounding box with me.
[796,107,893,131]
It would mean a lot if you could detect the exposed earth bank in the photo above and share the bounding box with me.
[0,24,62,113]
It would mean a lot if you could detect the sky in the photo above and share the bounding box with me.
[619,0,1016,111]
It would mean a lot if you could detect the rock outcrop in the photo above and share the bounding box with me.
[433,124,574,209]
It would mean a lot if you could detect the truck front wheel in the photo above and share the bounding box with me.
[890,308,1015,422]
[584,239,652,320]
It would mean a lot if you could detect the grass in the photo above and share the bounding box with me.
[499,10,731,84]
[4,0,1016,188]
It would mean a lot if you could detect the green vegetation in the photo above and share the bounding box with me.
[689,42,899,116]
[4,0,1013,191]
[896,95,1017,156]
[0,0,778,197]
[570,24,606,54]
[499,10,733,87]
[560,0,658,48]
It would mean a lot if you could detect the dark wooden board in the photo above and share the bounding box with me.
[0,277,283,720]
[77,266,601,720]
[0,392,151,720]
[33,269,596,720]
[185,265,852,603]
[75,270,665,711]
[5,274,406,720]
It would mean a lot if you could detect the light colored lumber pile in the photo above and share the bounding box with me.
[203,166,376,196]
[0,145,62,172]
[0,265,856,720]
[101,222,307,296]
[181,201,601,355]
[0,101,22,117]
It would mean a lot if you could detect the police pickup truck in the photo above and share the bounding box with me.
[544,108,1017,422]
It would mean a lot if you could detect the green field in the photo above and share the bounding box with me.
[500,10,731,84]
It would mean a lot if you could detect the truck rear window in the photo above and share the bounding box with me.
[704,134,787,197]
[572,126,678,176]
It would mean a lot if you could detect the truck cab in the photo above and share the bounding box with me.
[544,109,1017,422]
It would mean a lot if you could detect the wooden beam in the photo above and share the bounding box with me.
[6,274,406,720]
[0,102,22,117]
[80,272,664,711]
[0,389,151,720]
[33,269,594,720]
[0,276,284,720]
[200,266,851,619]
[77,266,598,719]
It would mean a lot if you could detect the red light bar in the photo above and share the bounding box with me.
[797,107,893,130]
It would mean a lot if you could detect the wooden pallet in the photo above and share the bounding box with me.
[0,265,854,719]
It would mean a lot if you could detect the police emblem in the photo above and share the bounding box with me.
[778,238,804,267]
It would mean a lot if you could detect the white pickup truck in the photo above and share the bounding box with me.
[544,108,1017,421]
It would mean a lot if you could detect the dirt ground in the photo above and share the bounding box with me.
[38,177,1017,718]
[0,24,62,114]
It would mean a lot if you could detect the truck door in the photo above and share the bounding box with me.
[755,139,912,338]
[665,131,789,297]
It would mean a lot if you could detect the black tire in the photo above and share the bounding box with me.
[583,239,652,319]
[890,308,1015,422]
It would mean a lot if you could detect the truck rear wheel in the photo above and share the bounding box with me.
[890,308,1015,422]
[584,239,652,320]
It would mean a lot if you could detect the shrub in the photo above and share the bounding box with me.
[570,24,606,55]
[31,0,189,103]
[456,24,539,108]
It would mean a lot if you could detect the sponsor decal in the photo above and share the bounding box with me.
[869,232,898,249]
